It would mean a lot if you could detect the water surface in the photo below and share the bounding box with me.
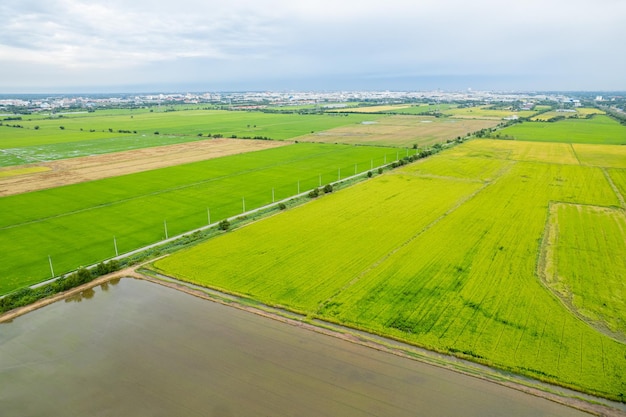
[0,278,590,416]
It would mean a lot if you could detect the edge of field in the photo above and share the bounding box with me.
[2,268,624,417]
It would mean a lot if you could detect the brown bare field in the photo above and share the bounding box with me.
[0,138,290,196]
[296,115,499,147]
[327,104,411,113]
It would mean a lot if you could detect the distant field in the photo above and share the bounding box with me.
[443,106,537,120]
[531,108,605,121]
[500,115,626,144]
[154,139,626,400]
[328,103,456,115]
[296,115,499,147]
[0,110,376,166]
[0,143,397,294]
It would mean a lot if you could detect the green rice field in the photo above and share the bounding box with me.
[0,109,377,166]
[499,115,626,144]
[0,143,397,294]
[153,139,626,400]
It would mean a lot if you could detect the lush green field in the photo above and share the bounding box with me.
[499,115,626,144]
[153,139,626,400]
[0,110,377,166]
[0,143,397,294]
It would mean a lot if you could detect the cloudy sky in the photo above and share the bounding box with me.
[1,0,625,93]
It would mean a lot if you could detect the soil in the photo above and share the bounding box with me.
[0,138,290,196]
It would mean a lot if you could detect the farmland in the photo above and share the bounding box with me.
[0,138,289,196]
[499,115,626,144]
[531,108,605,121]
[153,139,626,400]
[0,143,397,294]
[442,105,537,120]
[0,109,376,166]
[297,115,499,147]
[328,103,456,115]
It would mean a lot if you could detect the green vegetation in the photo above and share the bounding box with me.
[499,115,626,144]
[541,204,626,336]
[0,109,378,166]
[153,139,626,400]
[0,143,397,294]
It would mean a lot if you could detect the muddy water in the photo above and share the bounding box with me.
[0,278,589,417]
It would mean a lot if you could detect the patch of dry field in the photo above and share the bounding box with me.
[297,116,499,147]
[327,104,411,113]
[0,138,290,196]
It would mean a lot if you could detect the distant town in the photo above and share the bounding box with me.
[1,90,624,115]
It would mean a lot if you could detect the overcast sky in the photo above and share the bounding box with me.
[1,0,625,93]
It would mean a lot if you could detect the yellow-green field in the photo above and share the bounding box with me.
[0,166,50,178]
[153,139,626,400]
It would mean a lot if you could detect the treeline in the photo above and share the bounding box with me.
[0,260,120,314]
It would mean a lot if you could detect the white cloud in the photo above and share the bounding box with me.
[0,0,625,91]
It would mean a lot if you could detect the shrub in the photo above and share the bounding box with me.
[278,203,287,210]
[367,171,373,178]
[378,167,383,174]
[323,184,333,193]
[218,219,230,230]
[308,188,320,198]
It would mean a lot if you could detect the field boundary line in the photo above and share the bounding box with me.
[569,143,582,165]
[602,168,626,209]
[317,165,513,314]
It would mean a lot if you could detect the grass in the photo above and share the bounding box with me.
[0,143,398,294]
[0,109,377,166]
[499,115,626,144]
[153,139,626,400]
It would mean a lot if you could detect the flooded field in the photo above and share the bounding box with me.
[0,278,591,417]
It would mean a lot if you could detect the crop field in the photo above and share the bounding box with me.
[328,103,456,115]
[499,115,626,144]
[0,143,398,294]
[442,106,537,120]
[153,139,626,400]
[572,144,626,168]
[296,115,499,147]
[540,204,626,337]
[0,109,375,166]
[0,138,289,196]
[531,108,605,121]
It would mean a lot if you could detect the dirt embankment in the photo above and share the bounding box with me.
[0,138,290,196]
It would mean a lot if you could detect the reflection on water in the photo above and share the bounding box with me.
[0,278,591,417]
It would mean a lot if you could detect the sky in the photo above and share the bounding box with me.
[1,0,625,93]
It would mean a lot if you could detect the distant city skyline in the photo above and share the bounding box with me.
[1,0,625,93]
